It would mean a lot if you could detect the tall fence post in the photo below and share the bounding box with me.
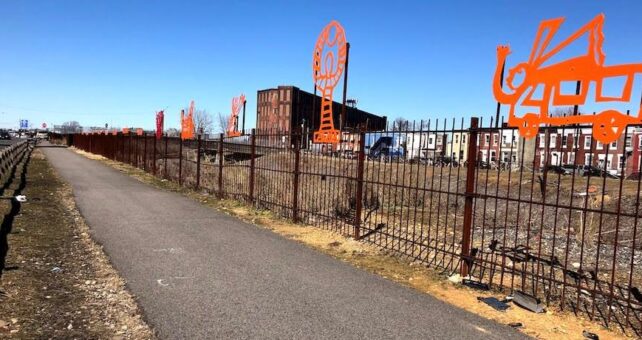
[164,135,168,179]
[196,133,202,190]
[178,137,183,186]
[461,117,479,277]
[128,133,133,165]
[353,130,366,240]
[136,135,140,168]
[153,133,157,176]
[292,130,301,223]
[121,133,125,162]
[218,133,224,198]
[248,129,256,203]
[143,133,148,172]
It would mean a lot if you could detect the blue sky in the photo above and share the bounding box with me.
[1,1,642,130]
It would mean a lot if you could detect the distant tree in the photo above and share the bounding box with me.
[392,117,409,131]
[216,112,229,133]
[61,121,82,133]
[550,106,576,117]
[165,128,180,137]
[194,109,214,135]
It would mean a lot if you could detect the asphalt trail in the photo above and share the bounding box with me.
[42,145,528,339]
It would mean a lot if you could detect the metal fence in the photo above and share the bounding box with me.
[57,118,642,336]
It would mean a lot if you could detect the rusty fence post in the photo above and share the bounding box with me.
[128,133,133,165]
[136,135,140,168]
[461,117,479,277]
[218,133,224,198]
[292,130,301,223]
[196,133,202,190]
[178,137,183,186]
[353,130,366,240]
[248,129,256,203]
[121,133,125,162]
[153,133,157,176]
[143,133,148,172]
[164,134,168,179]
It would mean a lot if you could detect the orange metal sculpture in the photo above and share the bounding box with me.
[122,127,130,134]
[136,128,143,136]
[227,94,245,137]
[181,101,195,140]
[312,20,347,144]
[494,13,642,143]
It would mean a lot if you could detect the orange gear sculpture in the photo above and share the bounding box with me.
[181,100,195,140]
[312,20,347,144]
[227,94,245,137]
[494,13,642,144]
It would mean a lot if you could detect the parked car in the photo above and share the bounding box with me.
[581,165,619,178]
[476,160,492,169]
[36,131,48,140]
[435,156,459,167]
[545,165,573,175]
[0,130,10,140]
[562,164,581,172]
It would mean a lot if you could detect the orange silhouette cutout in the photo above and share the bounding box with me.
[136,128,143,136]
[227,94,245,137]
[312,20,347,144]
[122,127,130,134]
[494,13,642,143]
[181,101,195,140]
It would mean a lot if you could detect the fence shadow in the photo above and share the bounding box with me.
[0,144,32,279]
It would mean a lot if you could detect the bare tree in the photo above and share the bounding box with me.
[61,121,82,133]
[194,109,214,135]
[550,106,576,117]
[392,117,409,131]
[165,128,180,137]
[216,112,229,133]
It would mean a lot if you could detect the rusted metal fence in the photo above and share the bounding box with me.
[58,117,642,336]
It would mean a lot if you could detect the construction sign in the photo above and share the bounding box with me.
[312,20,347,144]
[494,14,642,144]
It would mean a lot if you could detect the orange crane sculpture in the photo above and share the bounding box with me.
[312,20,347,144]
[227,94,245,137]
[181,100,195,140]
[494,13,642,143]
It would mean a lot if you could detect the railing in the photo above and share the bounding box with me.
[0,141,31,181]
[57,118,642,337]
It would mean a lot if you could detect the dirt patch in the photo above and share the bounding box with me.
[72,148,630,339]
[0,148,153,339]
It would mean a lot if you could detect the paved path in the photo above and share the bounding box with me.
[41,145,528,340]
